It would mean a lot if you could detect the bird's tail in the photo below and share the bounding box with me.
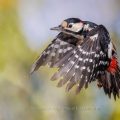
[98,57,120,100]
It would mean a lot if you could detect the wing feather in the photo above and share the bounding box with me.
[51,25,111,93]
[30,33,75,74]
[31,24,120,99]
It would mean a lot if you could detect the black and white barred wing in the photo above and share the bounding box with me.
[51,25,108,93]
[30,33,75,74]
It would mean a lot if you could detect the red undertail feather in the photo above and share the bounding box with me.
[107,57,118,74]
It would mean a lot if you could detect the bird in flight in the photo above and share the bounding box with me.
[31,18,120,100]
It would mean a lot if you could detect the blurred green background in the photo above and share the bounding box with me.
[0,0,120,120]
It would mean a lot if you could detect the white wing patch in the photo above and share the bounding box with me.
[108,42,113,58]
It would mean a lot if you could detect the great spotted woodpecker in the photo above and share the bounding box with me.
[31,18,120,100]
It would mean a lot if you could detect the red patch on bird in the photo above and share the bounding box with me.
[107,57,118,74]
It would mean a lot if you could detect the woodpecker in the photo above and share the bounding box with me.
[31,18,120,100]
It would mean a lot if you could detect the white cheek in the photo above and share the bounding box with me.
[73,23,83,32]
[65,23,83,32]
[73,27,82,32]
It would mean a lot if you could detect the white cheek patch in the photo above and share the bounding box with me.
[65,23,83,32]
[73,23,83,32]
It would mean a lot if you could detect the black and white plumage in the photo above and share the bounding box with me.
[31,18,120,100]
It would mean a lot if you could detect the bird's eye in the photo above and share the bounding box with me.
[68,24,73,28]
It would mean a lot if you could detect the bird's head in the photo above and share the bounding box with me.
[51,18,85,36]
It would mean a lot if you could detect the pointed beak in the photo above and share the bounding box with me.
[50,26,63,31]
[50,25,82,39]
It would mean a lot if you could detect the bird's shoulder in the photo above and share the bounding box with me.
[87,24,109,36]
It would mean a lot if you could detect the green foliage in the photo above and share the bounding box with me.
[0,8,45,120]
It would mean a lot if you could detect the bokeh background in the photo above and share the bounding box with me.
[0,0,120,120]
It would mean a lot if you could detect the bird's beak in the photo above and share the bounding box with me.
[50,26,63,31]
[50,26,71,35]
[50,25,82,39]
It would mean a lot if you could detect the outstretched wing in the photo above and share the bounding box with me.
[51,25,110,93]
[30,33,77,74]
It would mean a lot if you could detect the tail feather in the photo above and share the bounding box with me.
[99,67,120,100]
